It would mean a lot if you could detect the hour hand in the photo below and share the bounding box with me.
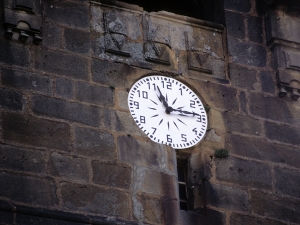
[157,86,168,108]
[172,108,201,117]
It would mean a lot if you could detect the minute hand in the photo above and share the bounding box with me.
[172,109,201,117]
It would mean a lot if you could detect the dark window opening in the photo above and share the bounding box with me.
[177,159,190,210]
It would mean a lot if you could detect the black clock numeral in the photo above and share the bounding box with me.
[147,82,156,90]
[166,81,172,90]
[137,90,148,99]
[151,127,157,135]
[179,88,183,96]
[181,134,187,142]
[190,100,196,108]
[167,134,172,143]
[140,116,146,124]
[196,115,202,122]
[134,101,139,109]
[192,128,197,135]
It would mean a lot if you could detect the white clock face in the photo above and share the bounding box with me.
[128,75,207,149]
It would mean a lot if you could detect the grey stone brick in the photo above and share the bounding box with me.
[42,22,62,49]
[56,78,74,99]
[32,95,100,127]
[180,208,226,225]
[1,68,52,94]
[3,113,71,151]
[228,36,267,67]
[137,195,163,225]
[0,210,14,224]
[75,126,115,160]
[251,190,300,224]
[265,121,300,146]
[206,183,249,211]
[225,11,245,39]
[223,112,262,135]
[64,28,90,54]
[0,87,24,111]
[75,82,114,106]
[44,1,89,28]
[34,49,88,80]
[225,133,300,169]
[0,38,30,67]
[229,64,257,90]
[275,167,300,198]
[216,157,272,189]
[0,173,57,206]
[247,16,263,43]
[61,182,129,218]
[92,161,131,189]
[260,71,275,94]
[224,0,252,12]
[231,213,288,225]
[239,91,247,113]
[0,144,46,173]
[49,152,89,182]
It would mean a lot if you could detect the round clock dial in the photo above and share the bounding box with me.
[128,75,207,149]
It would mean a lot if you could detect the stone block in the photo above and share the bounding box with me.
[43,1,89,28]
[231,213,288,225]
[103,108,145,136]
[265,121,300,145]
[224,0,252,12]
[2,113,71,151]
[16,214,87,225]
[260,71,275,94]
[0,87,24,111]
[251,190,300,224]
[56,78,74,99]
[0,38,30,67]
[215,157,272,189]
[92,161,131,189]
[180,208,226,225]
[42,22,62,48]
[32,95,100,127]
[225,133,300,168]
[64,28,91,54]
[223,112,262,135]
[61,182,129,218]
[247,16,263,43]
[137,195,163,225]
[75,82,114,106]
[275,167,300,198]
[206,183,249,211]
[117,90,129,110]
[1,68,52,94]
[0,211,14,224]
[229,64,257,90]
[239,91,247,113]
[225,11,245,39]
[227,36,267,67]
[34,49,88,80]
[75,126,115,160]
[0,144,46,173]
[0,172,57,206]
[49,152,89,182]
[250,93,300,125]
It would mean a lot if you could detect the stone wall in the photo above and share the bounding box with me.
[0,0,299,225]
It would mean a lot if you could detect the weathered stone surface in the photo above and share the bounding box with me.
[247,16,263,43]
[16,214,87,225]
[75,82,114,106]
[3,113,71,151]
[260,71,275,94]
[231,213,288,225]
[0,173,57,206]
[75,126,115,160]
[0,144,46,173]
[229,64,257,90]
[61,182,129,218]
[216,157,272,189]
[1,68,52,94]
[251,190,300,224]
[0,210,14,224]
[225,11,245,39]
[224,0,252,12]
[56,78,74,99]
[103,108,145,136]
[34,49,88,80]
[92,161,131,189]
[223,112,262,135]
[0,38,30,67]
[118,135,166,168]
[228,36,267,67]
[64,28,91,54]
[239,91,247,113]
[180,208,226,225]
[226,133,300,168]
[42,22,62,48]
[50,152,89,182]
[250,93,300,125]
[265,121,300,146]
[137,195,162,225]
[32,95,100,127]
[275,167,300,198]
[206,183,249,211]
[117,90,129,110]
[44,1,89,28]
[0,87,24,111]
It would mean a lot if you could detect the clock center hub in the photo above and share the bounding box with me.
[166,106,173,114]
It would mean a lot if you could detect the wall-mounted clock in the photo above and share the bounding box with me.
[128,75,208,149]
